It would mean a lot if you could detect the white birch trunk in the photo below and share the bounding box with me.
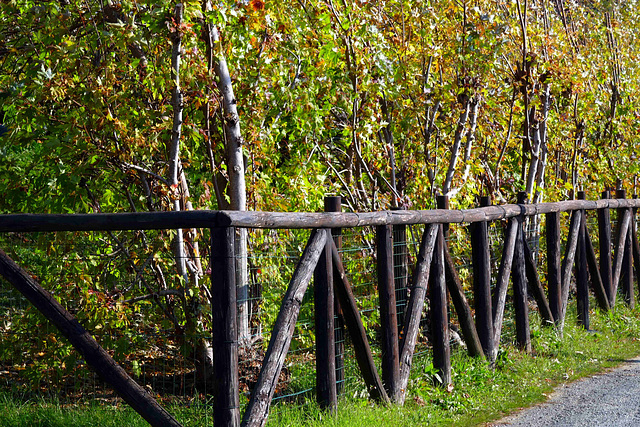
[211,26,250,343]
[442,101,471,196]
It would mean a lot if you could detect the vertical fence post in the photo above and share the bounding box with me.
[324,196,344,394]
[431,224,451,386]
[547,211,562,325]
[377,224,400,401]
[576,191,590,328]
[470,196,493,358]
[314,227,337,410]
[210,226,240,427]
[618,189,634,308]
[633,194,640,296]
[599,190,614,305]
[513,192,531,352]
[392,207,408,334]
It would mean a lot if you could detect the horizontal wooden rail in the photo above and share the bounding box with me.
[1,199,640,232]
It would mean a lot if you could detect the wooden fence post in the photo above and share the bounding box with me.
[324,196,344,394]
[398,223,439,404]
[438,195,484,358]
[0,250,183,427]
[210,226,240,427]
[576,192,590,329]
[599,190,614,305]
[633,194,640,296]
[617,190,634,308]
[314,229,337,410]
[470,196,493,358]
[330,241,390,404]
[377,224,400,402]
[513,192,531,352]
[243,229,327,427]
[547,211,562,325]
[431,224,451,386]
[392,207,408,332]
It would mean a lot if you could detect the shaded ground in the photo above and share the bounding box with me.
[493,356,640,426]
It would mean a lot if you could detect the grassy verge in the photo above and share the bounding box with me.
[2,304,640,426]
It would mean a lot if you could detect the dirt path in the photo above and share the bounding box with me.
[492,357,640,426]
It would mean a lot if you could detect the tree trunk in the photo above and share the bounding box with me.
[211,25,250,344]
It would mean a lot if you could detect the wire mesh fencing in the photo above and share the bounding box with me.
[0,216,549,424]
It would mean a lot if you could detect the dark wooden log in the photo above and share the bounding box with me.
[330,240,390,404]
[377,224,400,402]
[576,193,589,329]
[397,223,439,404]
[584,225,611,311]
[3,198,640,232]
[559,210,581,331]
[616,190,634,308]
[314,229,337,410]
[243,229,327,427]
[392,213,409,332]
[599,190,614,305]
[0,249,182,427]
[210,227,240,427]
[632,197,640,296]
[523,237,554,326]
[492,218,519,360]
[611,208,631,305]
[546,212,562,325]
[512,193,531,352]
[623,223,635,308]
[470,197,493,358]
[430,225,451,386]
[437,195,451,236]
[324,196,345,395]
[438,196,484,358]
[443,243,484,358]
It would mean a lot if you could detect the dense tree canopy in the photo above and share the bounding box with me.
[2,0,639,216]
[1,0,640,384]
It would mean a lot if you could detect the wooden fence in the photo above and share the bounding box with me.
[0,190,639,426]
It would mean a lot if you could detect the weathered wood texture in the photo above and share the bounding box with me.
[492,218,518,360]
[330,241,390,404]
[0,250,182,427]
[584,225,611,311]
[611,208,631,305]
[617,190,634,308]
[546,212,562,325]
[314,229,337,410]
[210,227,240,427]
[632,198,640,294]
[397,224,439,404]
[377,224,400,402]
[324,196,344,394]
[392,217,409,333]
[522,236,554,325]
[440,196,483,359]
[470,198,493,358]
[599,191,614,304]
[3,199,640,232]
[243,229,327,427]
[512,201,531,352]
[443,243,484,359]
[576,194,590,329]
[430,225,451,386]
[559,210,581,332]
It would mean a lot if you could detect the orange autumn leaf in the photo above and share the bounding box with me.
[250,0,265,11]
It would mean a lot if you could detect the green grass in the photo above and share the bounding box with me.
[2,304,640,426]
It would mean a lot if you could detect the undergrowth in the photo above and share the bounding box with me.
[1,303,640,426]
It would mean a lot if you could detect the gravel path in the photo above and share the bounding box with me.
[492,357,640,426]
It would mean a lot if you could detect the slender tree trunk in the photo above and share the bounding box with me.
[211,25,250,343]
[442,100,471,196]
